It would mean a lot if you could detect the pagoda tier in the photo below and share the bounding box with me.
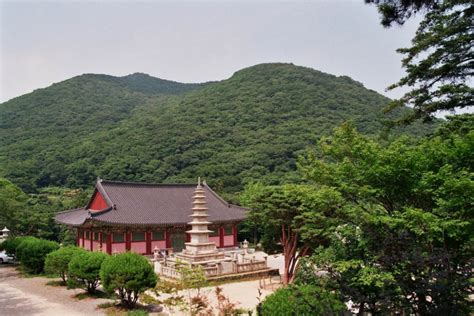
[177,179,224,262]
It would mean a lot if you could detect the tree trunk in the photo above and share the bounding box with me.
[281,224,307,284]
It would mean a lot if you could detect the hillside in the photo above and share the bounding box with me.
[0,63,435,194]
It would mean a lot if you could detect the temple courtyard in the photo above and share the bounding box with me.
[0,254,285,315]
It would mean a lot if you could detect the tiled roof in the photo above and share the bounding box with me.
[55,180,247,227]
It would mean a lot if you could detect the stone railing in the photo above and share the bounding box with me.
[202,266,219,277]
[236,260,267,273]
[160,259,268,279]
[161,266,181,279]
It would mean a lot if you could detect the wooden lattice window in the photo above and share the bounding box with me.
[152,231,164,241]
[113,233,124,243]
[132,232,145,242]
[224,226,233,236]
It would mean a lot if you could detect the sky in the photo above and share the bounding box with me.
[0,0,423,103]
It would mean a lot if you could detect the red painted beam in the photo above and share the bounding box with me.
[125,231,131,251]
[146,231,152,254]
[219,227,224,248]
[106,232,112,255]
[165,229,171,249]
[233,225,238,246]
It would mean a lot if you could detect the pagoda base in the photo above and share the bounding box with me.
[176,250,225,263]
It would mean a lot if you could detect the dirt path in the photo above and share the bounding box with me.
[0,264,111,316]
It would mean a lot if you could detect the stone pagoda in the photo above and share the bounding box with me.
[176,178,225,263]
[155,178,274,280]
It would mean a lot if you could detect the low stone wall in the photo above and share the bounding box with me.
[158,259,269,279]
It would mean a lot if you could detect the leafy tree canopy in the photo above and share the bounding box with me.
[368,0,473,122]
[297,116,473,314]
[100,252,157,308]
[44,246,85,283]
[68,251,107,294]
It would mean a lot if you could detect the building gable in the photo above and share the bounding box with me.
[88,190,108,211]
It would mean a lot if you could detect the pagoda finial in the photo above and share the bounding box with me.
[197,176,201,187]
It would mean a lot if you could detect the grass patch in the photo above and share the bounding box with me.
[46,280,66,287]
[73,290,115,300]
[97,302,116,309]
[97,302,150,316]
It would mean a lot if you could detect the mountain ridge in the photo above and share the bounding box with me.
[0,63,436,194]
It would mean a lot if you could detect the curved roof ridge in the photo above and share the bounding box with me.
[55,207,86,215]
[203,182,230,207]
[101,179,196,187]
[96,181,114,208]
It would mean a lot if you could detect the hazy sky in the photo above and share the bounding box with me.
[0,0,423,103]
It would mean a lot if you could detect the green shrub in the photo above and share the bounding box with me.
[15,237,59,274]
[260,284,345,316]
[68,251,107,293]
[0,236,35,257]
[100,252,157,308]
[44,246,85,283]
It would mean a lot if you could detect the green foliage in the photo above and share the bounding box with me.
[0,178,88,240]
[366,0,438,27]
[369,0,473,122]
[68,251,107,294]
[0,236,34,257]
[44,246,85,283]
[175,260,207,292]
[243,183,343,283]
[260,284,345,315]
[298,117,473,314]
[100,252,157,308]
[15,237,59,274]
[0,64,434,195]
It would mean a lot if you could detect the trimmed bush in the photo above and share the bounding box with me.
[0,236,35,258]
[44,246,85,283]
[68,251,107,294]
[260,284,345,315]
[100,252,157,308]
[16,237,59,274]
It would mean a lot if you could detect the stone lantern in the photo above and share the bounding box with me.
[242,239,249,255]
[1,227,9,239]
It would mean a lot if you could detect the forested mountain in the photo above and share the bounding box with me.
[0,63,435,195]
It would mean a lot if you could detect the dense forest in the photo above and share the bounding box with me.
[0,63,434,196]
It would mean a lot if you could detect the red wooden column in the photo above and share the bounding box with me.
[165,229,171,249]
[106,232,112,255]
[125,231,131,251]
[146,230,152,255]
[219,227,224,248]
[90,230,93,251]
[233,225,238,246]
[82,230,85,248]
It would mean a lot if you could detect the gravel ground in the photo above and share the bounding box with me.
[0,253,285,315]
[0,264,112,316]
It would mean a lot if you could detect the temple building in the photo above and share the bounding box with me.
[55,179,246,255]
